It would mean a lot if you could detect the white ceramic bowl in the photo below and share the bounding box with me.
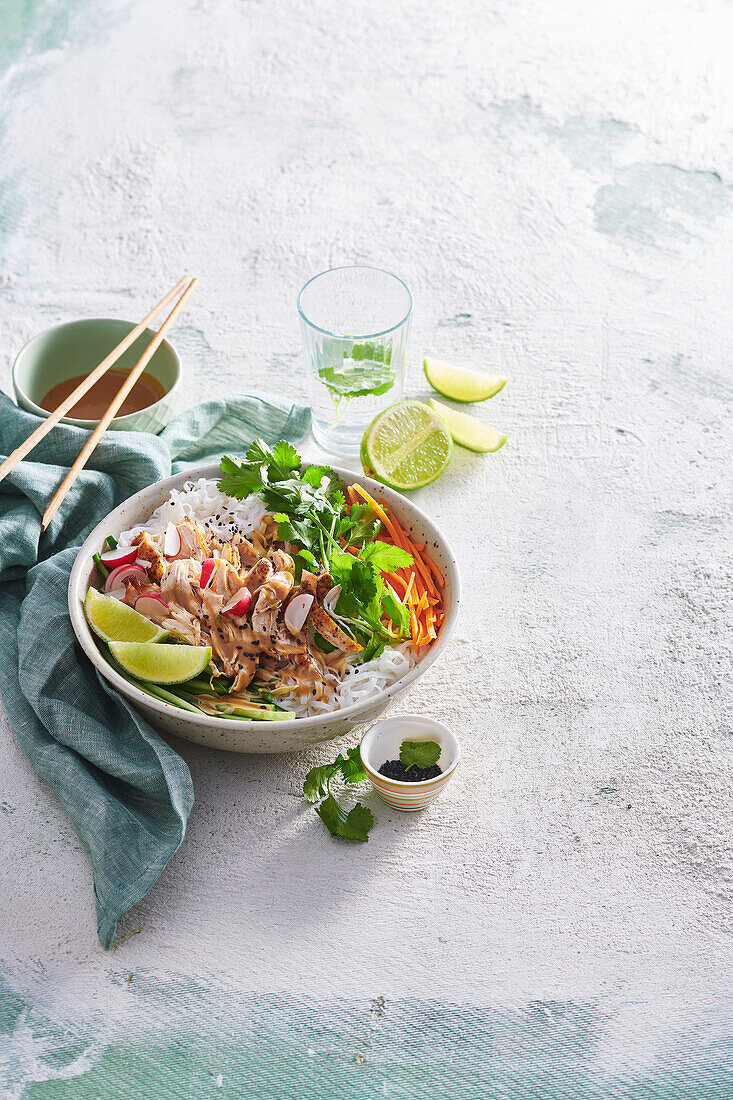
[360,716,460,811]
[68,464,460,753]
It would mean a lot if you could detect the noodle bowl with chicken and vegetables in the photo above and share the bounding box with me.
[85,440,446,722]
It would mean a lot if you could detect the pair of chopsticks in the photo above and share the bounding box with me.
[0,277,198,531]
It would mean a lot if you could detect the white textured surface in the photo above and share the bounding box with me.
[0,0,731,1066]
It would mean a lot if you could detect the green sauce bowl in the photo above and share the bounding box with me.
[13,317,181,434]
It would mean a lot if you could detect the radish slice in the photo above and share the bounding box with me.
[106,587,126,602]
[164,522,182,558]
[134,593,169,620]
[199,559,217,590]
[135,558,151,569]
[100,545,137,569]
[221,588,253,618]
[104,563,148,594]
[284,593,314,635]
[322,585,342,614]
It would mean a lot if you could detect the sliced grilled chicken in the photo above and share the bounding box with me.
[309,602,362,653]
[232,535,260,568]
[300,570,317,597]
[316,571,334,601]
[131,531,167,584]
[244,557,273,595]
[211,539,241,570]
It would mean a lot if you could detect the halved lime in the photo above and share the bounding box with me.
[109,641,212,684]
[85,587,167,645]
[429,398,507,453]
[424,357,507,403]
[361,401,453,489]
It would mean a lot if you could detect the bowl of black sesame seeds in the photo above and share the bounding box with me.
[359,715,460,811]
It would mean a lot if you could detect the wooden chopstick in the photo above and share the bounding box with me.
[40,277,198,532]
[0,277,188,486]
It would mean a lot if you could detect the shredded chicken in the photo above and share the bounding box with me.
[270,549,295,576]
[121,516,365,699]
[174,518,210,562]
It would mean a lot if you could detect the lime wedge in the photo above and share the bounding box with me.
[85,587,167,645]
[424,357,507,402]
[429,398,507,453]
[361,401,453,489]
[109,641,212,684]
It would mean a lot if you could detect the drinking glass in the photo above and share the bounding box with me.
[298,266,413,454]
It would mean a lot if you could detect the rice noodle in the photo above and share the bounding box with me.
[281,642,417,717]
[117,478,268,547]
[115,478,418,715]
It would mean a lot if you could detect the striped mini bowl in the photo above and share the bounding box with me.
[360,716,460,812]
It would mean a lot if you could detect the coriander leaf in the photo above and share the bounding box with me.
[349,558,380,607]
[381,585,410,634]
[338,504,380,548]
[329,555,379,618]
[343,802,374,840]
[273,512,315,549]
[361,636,386,663]
[269,440,302,479]
[361,541,413,574]
[329,551,357,587]
[316,794,374,841]
[339,745,367,785]
[245,438,275,464]
[217,439,303,500]
[303,761,340,803]
[301,464,344,504]
[217,454,267,500]
[400,740,441,772]
[318,356,396,400]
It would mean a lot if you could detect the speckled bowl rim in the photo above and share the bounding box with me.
[68,463,461,740]
[13,317,181,430]
[360,715,461,788]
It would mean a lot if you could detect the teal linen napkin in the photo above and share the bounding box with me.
[0,390,310,948]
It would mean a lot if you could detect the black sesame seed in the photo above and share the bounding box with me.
[379,759,442,782]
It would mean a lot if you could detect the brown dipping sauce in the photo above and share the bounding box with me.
[39,369,166,420]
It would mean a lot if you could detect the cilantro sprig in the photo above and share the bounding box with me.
[219,442,344,570]
[303,746,373,842]
[218,440,414,661]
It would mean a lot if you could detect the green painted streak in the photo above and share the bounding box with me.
[594,164,732,246]
[1,986,727,1100]
[0,0,75,76]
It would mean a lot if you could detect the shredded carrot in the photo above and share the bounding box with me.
[421,551,445,588]
[389,574,408,596]
[352,485,404,546]
[349,483,445,651]
[409,606,420,639]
